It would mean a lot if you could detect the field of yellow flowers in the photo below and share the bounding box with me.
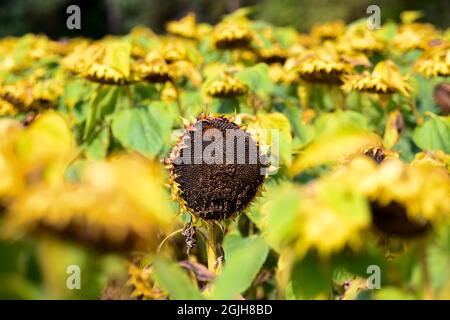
[0,9,449,300]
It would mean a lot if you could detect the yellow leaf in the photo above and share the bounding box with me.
[289,129,382,176]
[246,112,293,166]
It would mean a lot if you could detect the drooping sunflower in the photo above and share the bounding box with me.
[61,42,98,75]
[162,42,188,64]
[311,20,346,42]
[338,26,385,55]
[287,45,353,85]
[29,79,63,111]
[206,73,248,98]
[0,80,31,110]
[341,60,410,96]
[414,42,450,78]
[392,23,439,53]
[0,78,63,112]
[339,146,399,167]
[411,150,450,172]
[293,179,371,257]
[333,157,450,238]
[64,41,140,85]
[212,22,253,50]
[0,34,66,73]
[257,44,289,65]
[251,26,289,64]
[0,111,75,213]
[134,51,175,83]
[165,115,268,221]
[5,155,174,253]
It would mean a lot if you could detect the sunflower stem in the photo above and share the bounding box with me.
[206,222,221,274]
[409,97,424,125]
[419,242,433,300]
[170,80,184,124]
[125,84,133,107]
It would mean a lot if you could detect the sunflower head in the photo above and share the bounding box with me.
[0,80,31,110]
[212,22,253,50]
[5,155,174,253]
[29,79,63,111]
[294,180,371,257]
[311,20,345,41]
[134,51,175,83]
[165,115,268,221]
[363,147,399,164]
[290,47,353,85]
[392,23,438,52]
[335,157,450,238]
[336,25,385,55]
[206,74,248,98]
[162,42,188,64]
[257,44,289,65]
[65,42,140,85]
[341,60,410,96]
[411,150,450,172]
[415,42,450,78]
[61,43,100,75]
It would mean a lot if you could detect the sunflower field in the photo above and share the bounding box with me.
[0,8,449,300]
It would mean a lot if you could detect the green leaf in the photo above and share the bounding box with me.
[289,128,382,176]
[314,111,370,136]
[262,183,300,251]
[152,258,204,300]
[85,127,110,160]
[83,86,120,140]
[413,114,450,153]
[374,287,416,300]
[429,226,450,293]
[104,41,131,78]
[246,112,293,166]
[236,63,273,96]
[210,235,269,299]
[63,79,92,110]
[291,252,332,299]
[111,103,172,157]
[211,98,240,114]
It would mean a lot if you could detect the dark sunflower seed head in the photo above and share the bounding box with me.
[170,116,268,220]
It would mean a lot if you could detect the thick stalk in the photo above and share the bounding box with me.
[409,97,424,125]
[125,84,133,107]
[419,243,433,300]
[206,222,220,274]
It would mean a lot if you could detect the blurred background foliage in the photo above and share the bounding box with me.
[0,0,448,39]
